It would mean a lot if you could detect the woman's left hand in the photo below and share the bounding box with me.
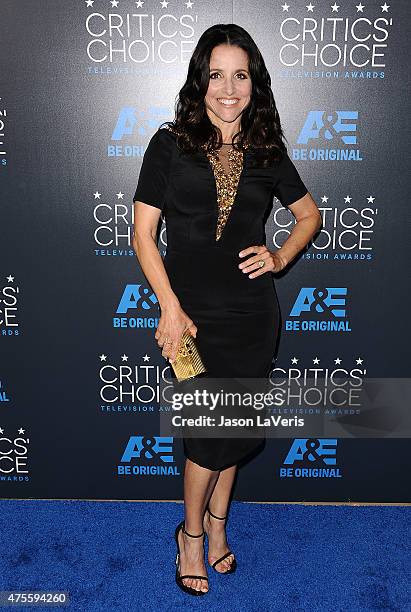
[238,245,287,278]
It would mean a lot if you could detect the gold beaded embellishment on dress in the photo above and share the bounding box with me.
[205,146,245,241]
[164,126,246,241]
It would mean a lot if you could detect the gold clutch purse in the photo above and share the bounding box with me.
[170,329,207,382]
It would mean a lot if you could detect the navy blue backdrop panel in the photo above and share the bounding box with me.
[0,0,410,502]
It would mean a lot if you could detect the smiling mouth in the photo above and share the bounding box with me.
[217,98,240,106]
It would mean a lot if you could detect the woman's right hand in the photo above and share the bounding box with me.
[155,301,197,363]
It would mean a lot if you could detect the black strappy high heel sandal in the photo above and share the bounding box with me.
[204,506,237,574]
[174,520,209,596]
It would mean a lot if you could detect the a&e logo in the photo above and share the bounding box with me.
[114,283,159,329]
[286,287,351,333]
[108,107,170,158]
[117,435,180,477]
[279,438,342,479]
[295,110,363,161]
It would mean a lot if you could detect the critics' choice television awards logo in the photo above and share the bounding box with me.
[294,109,364,161]
[270,194,378,261]
[92,190,167,256]
[277,2,393,77]
[84,1,199,71]
[114,283,160,329]
[268,355,366,418]
[279,438,341,479]
[0,427,30,482]
[1,275,20,337]
[117,435,180,477]
[109,106,170,158]
[99,353,173,415]
[287,286,351,333]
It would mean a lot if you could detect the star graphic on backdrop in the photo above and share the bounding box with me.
[7,275,14,282]
[143,354,151,362]
[99,354,107,361]
[381,3,390,12]
[85,0,94,7]
[335,357,342,364]
[281,2,290,11]
[356,2,365,11]
[356,357,364,365]
[116,192,124,199]
[110,0,119,7]
[331,2,340,12]
[185,0,194,8]
[367,196,375,203]
[344,195,352,203]
[306,3,315,12]
[291,357,299,364]
[160,0,169,8]
[321,195,329,203]
[313,357,320,364]
[93,191,101,199]
[121,354,129,362]
[135,0,144,6]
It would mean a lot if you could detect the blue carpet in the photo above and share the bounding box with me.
[0,500,409,611]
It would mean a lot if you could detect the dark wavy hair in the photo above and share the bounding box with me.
[161,23,287,167]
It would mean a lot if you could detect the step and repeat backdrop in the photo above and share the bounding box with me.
[1,1,410,502]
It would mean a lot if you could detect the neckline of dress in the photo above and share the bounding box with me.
[216,142,249,151]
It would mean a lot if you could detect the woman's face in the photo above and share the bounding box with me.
[204,44,252,130]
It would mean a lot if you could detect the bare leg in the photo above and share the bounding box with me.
[203,464,237,572]
[177,458,219,592]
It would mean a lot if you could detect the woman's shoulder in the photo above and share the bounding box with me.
[144,124,178,156]
[144,124,176,143]
[155,124,180,141]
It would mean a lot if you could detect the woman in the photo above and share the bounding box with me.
[132,24,322,596]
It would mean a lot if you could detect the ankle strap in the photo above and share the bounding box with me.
[183,522,205,538]
[207,506,227,521]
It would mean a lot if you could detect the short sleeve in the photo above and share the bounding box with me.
[133,128,174,210]
[272,151,308,207]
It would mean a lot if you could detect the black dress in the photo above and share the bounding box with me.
[133,126,308,471]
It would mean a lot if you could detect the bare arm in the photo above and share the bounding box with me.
[276,191,322,268]
[132,201,197,363]
[238,191,322,276]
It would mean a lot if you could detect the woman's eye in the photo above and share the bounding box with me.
[209,72,247,79]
